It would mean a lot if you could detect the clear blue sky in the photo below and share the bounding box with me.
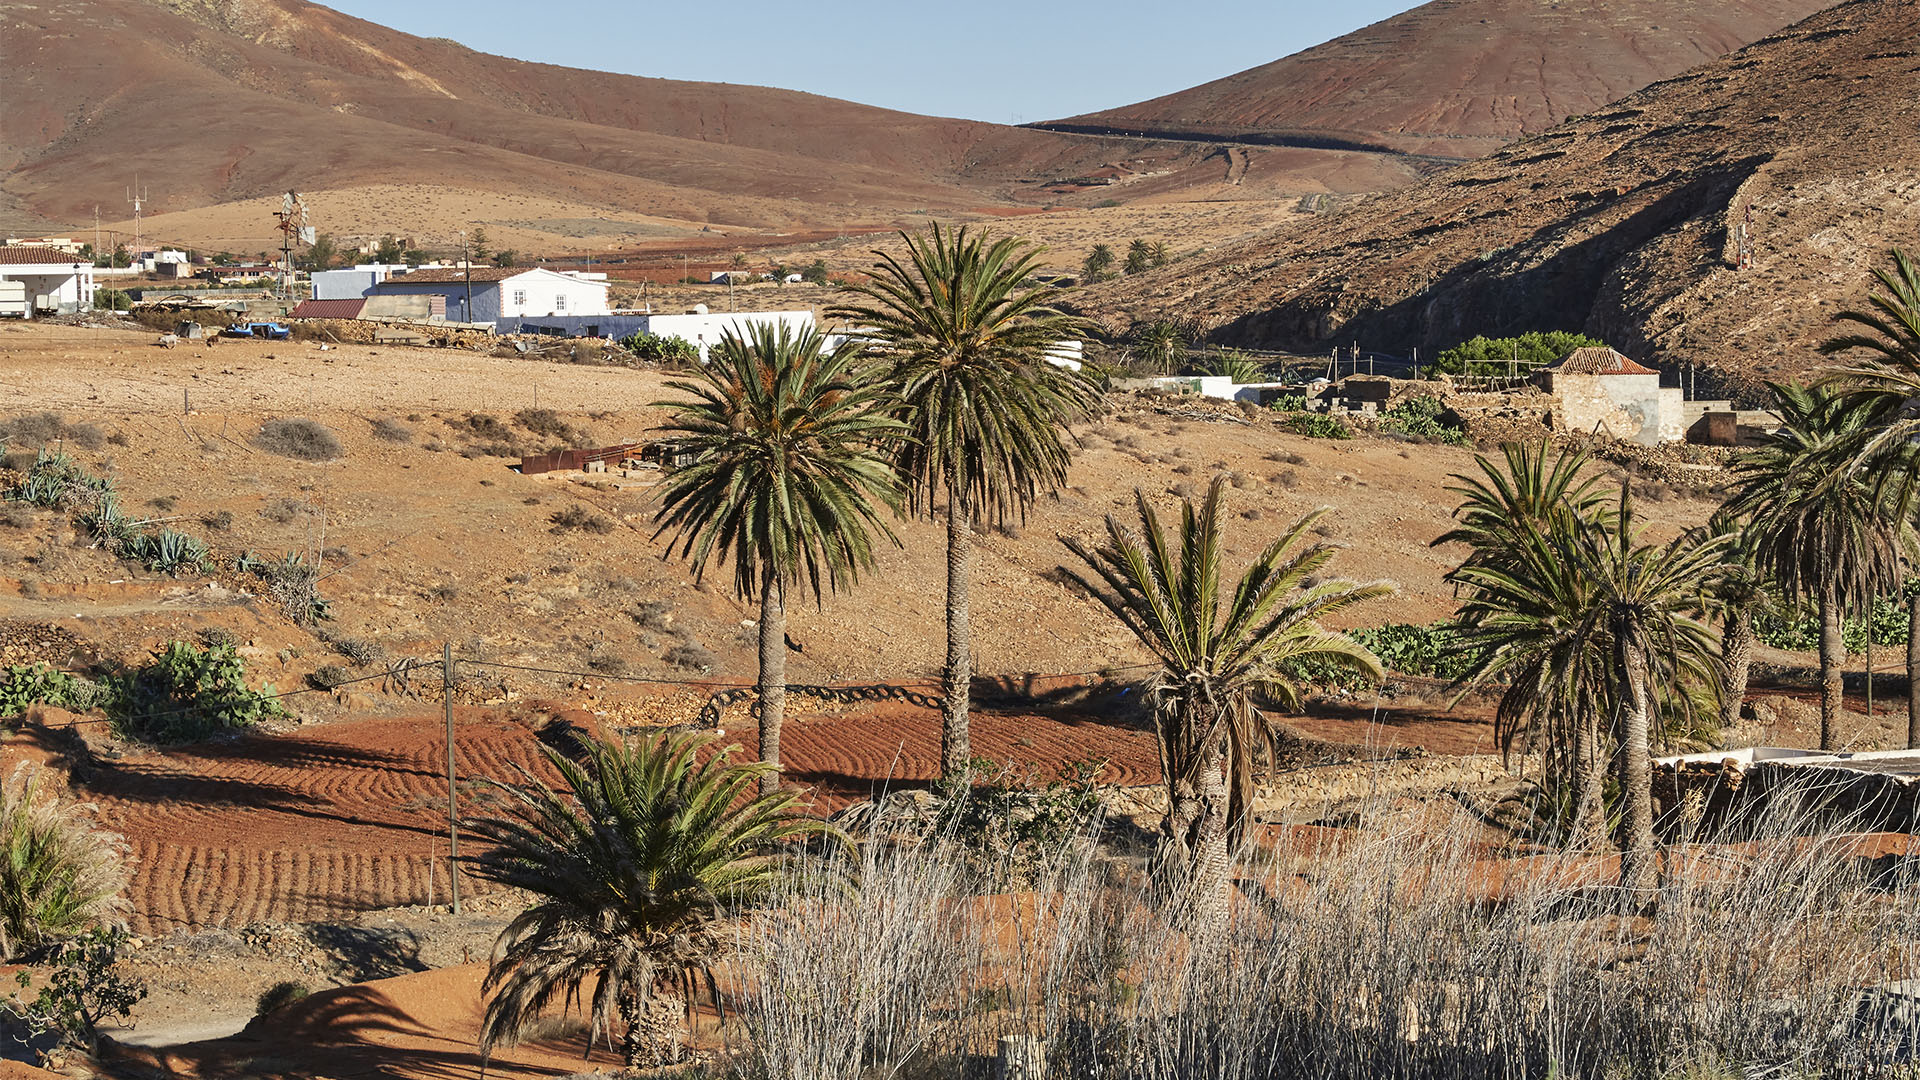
[322,1,1421,123]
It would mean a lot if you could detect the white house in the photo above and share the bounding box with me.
[369,267,610,324]
[0,248,96,315]
[640,310,815,361]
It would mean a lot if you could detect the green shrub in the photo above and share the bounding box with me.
[7,450,110,510]
[91,289,132,312]
[5,927,145,1060]
[255,980,309,1016]
[111,640,287,743]
[619,333,700,365]
[1429,331,1606,377]
[1267,393,1310,413]
[0,767,129,959]
[1282,413,1351,440]
[128,529,209,576]
[1377,396,1468,445]
[0,666,101,720]
[1756,595,1911,655]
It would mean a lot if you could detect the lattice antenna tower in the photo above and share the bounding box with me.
[273,191,312,298]
[125,178,149,253]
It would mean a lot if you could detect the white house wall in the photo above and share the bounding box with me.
[0,267,93,314]
[498,270,610,318]
[644,311,816,360]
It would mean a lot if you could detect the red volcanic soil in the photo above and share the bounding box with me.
[39,700,1159,935]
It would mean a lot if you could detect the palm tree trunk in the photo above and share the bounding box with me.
[1719,605,1755,732]
[1907,592,1919,749]
[620,989,687,1068]
[941,488,972,778]
[1162,696,1231,930]
[1819,582,1844,752]
[1570,714,1607,849]
[758,570,786,795]
[1616,633,1657,895]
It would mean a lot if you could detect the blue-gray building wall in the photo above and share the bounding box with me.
[371,280,501,323]
[495,315,654,338]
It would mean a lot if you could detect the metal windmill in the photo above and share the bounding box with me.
[272,191,312,298]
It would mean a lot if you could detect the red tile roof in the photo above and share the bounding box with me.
[289,298,367,319]
[0,248,92,266]
[1547,346,1659,376]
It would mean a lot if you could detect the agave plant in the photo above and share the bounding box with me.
[0,763,129,959]
[132,529,209,576]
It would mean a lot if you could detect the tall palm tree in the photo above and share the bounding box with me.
[1729,383,1905,750]
[654,324,904,790]
[468,732,831,1068]
[1063,477,1390,916]
[830,223,1098,778]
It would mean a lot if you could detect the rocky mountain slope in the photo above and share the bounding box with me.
[1047,0,1828,161]
[1081,0,1920,398]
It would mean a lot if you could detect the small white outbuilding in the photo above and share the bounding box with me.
[0,247,96,315]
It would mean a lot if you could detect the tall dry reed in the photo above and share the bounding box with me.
[722,785,1917,1079]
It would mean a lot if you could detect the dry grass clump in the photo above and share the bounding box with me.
[550,506,615,534]
[369,417,413,444]
[721,791,1918,1079]
[513,408,590,446]
[662,641,713,672]
[254,418,343,462]
[0,413,104,451]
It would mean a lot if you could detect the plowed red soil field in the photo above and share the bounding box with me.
[73,701,1159,935]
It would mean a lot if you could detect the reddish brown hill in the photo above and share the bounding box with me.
[0,0,1223,229]
[1082,0,1920,398]
[1048,0,1827,161]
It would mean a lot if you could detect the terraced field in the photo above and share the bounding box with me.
[82,704,1159,935]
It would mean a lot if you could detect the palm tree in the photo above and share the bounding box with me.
[1697,510,1766,734]
[1063,477,1390,915]
[1818,247,1920,747]
[1564,493,1728,892]
[653,323,904,791]
[1439,441,1618,845]
[1729,383,1906,750]
[1435,439,1616,567]
[830,223,1097,778]
[467,731,832,1068]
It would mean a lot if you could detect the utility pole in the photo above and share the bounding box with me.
[461,230,473,325]
[1412,346,1419,380]
[126,178,147,256]
[442,642,461,915]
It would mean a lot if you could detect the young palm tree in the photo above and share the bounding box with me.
[653,323,904,791]
[1440,441,1618,845]
[1063,477,1391,916]
[467,731,832,1068]
[830,223,1098,778]
[1564,493,1729,892]
[1433,439,1615,565]
[1696,510,1767,733]
[1729,383,1906,750]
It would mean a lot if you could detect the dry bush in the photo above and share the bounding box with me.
[199,510,234,532]
[258,497,309,525]
[514,409,590,446]
[254,418,343,462]
[550,506,615,534]
[0,413,104,451]
[1229,471,1254,489]
[632,601,674,633]
[663,641,713,673]
[1266,450,1307,465]
[369,417,413,444]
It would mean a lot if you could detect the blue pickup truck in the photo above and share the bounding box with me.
[223,321,291,340]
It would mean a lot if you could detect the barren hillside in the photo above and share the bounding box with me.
[1048,0,1827,161]
[1081,0,1920,398]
